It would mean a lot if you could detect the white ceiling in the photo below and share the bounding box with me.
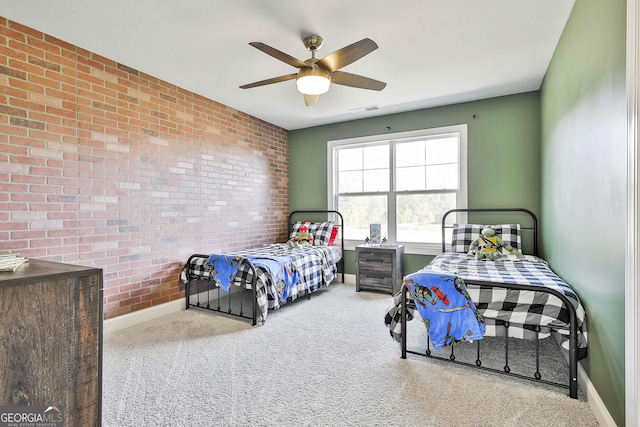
[0,0,575,130]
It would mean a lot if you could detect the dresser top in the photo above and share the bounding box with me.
[0,259,102,287]
[356,244,404,250]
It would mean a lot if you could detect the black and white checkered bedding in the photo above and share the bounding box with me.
[386,252,588,355]
[182,243,342,321]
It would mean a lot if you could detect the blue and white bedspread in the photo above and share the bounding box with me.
[386,253,588,357]
[182,243,342,322]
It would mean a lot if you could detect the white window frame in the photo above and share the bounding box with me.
[327,124,468,255]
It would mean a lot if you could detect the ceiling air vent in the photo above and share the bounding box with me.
[349,105,380,113]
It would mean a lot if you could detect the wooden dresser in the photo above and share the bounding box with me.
[0,259,103,426]
[355,244,404,294]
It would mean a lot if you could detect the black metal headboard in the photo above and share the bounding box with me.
[441,208,538,256]
[288,210,345,282]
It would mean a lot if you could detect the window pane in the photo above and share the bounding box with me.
[338,147,362,171]
[425,137,457,165]
[363,169,389,192]
[338,170,362,193]
[396,193,456,243]
[426,164,458,190]
[396,166,425,191]
[395,136,459,192]
[338,195,387,241]
[396,141,425,167]
[363,144,389,169]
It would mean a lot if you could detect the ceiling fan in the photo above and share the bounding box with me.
[239,35,386,106]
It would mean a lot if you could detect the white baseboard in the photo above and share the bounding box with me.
[342,273,356,285]
[578,362,617,426]
[103,298,185,335]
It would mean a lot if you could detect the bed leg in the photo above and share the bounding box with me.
[569,318,578,398]
[185,279,190,310]
[503,321,511,374]
[401,288,407,359]
[534,326,542,380]
[252,280,257,327]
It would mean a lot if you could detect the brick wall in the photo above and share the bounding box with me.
[0,18,290,319]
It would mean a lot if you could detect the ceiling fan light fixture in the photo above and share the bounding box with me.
[241,36,385,102]
[296,67,331,95]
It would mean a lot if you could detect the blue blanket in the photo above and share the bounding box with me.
[249,257,300,300]
[404,270,485,349]
[205,254,300,298]
[204,254,242,291]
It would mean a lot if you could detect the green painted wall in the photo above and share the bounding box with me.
[540,1,627,425]
[290,91,541,274]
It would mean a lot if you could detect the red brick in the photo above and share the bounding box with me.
[104,306,130,319]
[10,77,45,95]
[0,83,28,101]
[0,45,26,62]
[44,34,75,53]
[0,26,26,43]
[40,51,72,67]
[9,97,47,113]
[27,37,60,56]
[30,77,64,95]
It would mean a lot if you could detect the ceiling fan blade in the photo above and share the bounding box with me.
[303,94,320,106]
[330,71,386,91]
[249,42,310,69]
[240,73,297,89]
[315,38,378,72]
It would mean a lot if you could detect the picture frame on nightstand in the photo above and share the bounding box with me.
[369,223,381,245]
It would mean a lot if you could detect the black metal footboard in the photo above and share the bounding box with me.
[400,279,579,398]
[184,254,259,325]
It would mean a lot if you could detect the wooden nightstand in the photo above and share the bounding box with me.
[355,244,404,294]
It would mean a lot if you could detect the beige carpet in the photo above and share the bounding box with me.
[102,282,598,426]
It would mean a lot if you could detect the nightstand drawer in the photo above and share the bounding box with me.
[359,275,393,292]
[359,259,393,275]
[358,251,392,263]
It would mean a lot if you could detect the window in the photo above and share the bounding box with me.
[327,125,467,255]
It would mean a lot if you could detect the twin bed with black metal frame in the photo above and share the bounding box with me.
[181,210,344,325]
[385,208,588,399]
